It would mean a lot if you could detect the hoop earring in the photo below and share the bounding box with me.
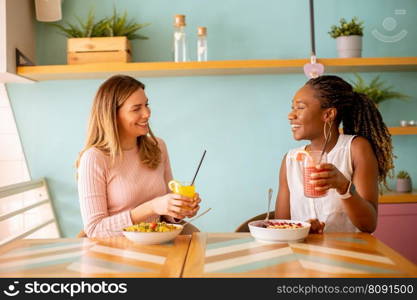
[323,120,333,141]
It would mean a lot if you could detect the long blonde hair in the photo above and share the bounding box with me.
[76,75,161,169]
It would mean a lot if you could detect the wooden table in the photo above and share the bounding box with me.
[0,236,190,277]
[1,233,416,278]
[183,233,417,277]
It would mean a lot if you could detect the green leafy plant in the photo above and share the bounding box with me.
[350,74,410,105]
[51,10,107,38]
[397,171,411,179]
[328,17,364,39]
[105,9,150,40]
[51,9,150,40]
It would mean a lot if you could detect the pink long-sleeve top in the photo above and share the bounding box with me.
[77,138,173,237]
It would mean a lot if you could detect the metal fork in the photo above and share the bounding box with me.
[182,207,212,227]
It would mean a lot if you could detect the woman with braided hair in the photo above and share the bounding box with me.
[275,75,394,233]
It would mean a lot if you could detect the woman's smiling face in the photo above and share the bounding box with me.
[288,84,327,141]
[117,88,150,140]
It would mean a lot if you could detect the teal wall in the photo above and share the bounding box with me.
[6,0,417,237]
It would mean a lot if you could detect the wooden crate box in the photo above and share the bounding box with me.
[67,36,131,65]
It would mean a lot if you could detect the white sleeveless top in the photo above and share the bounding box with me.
[285,134,359,232]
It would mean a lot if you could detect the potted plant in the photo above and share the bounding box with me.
[396,171,412,193]
[350,74,410,106]
[328,17,364,58]
[52,10,150,64]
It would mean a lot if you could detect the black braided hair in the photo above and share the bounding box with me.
[305,75,394,188]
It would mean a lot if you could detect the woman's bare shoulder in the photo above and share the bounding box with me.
[351,136,373,153]
[351,136,378,168]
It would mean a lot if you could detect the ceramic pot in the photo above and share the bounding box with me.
[396,178,412,193]
[336,35,362,58]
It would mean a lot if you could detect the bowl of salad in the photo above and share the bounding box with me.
[248,219,310,243]
[122,222,183,245]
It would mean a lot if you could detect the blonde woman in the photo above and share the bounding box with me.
[76,75,201,237]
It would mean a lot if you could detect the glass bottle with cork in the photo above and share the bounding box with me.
[173,14,187,62]
[197,26,207,62]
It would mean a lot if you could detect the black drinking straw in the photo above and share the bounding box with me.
[191,150,207,185]
[309,0,316,56]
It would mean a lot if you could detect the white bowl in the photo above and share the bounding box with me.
[122,224,183,245]
[248,219,311,243]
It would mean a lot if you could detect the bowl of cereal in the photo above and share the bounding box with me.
[122,222,183,245]
[248,219,310,243]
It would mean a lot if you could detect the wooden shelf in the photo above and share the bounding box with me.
[17,57,417,81]
[388,127,417,135]
[340,127,417,136]
[379,190,417,203]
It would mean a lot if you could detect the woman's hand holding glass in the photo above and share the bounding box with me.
[151,193,201,219]
[187,193,201,218]
[309,163,350,194]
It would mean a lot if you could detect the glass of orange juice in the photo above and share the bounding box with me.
[168,180,196,210]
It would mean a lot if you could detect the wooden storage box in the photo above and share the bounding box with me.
[67,37,131,65]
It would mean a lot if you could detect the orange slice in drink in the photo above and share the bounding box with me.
[168,180,181,192]
[293,150,312,161]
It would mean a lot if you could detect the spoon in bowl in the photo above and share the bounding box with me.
[264,188,273,223]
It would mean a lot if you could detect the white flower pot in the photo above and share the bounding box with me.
[336,35,362,58]
[396,178,412,193]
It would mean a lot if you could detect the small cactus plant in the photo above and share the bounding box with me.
[328,17,364,39]
[397,170,411,179]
